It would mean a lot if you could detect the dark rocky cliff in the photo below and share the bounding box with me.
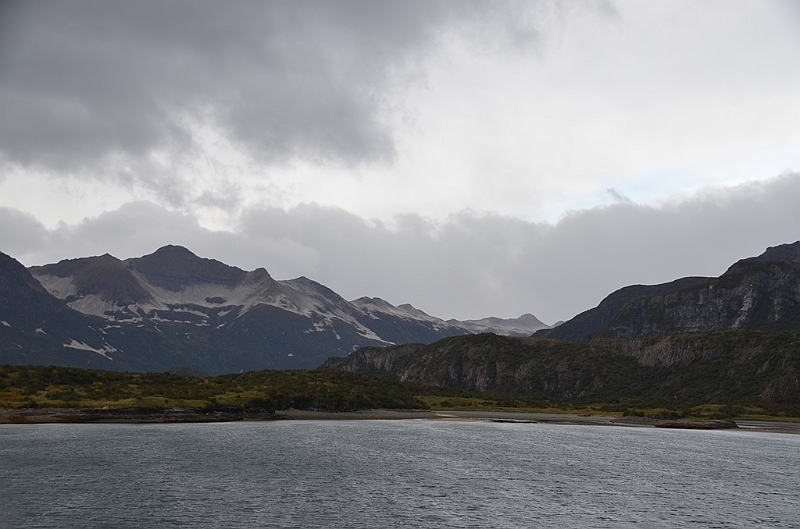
[536,242,800,341]
[321,331,800,404]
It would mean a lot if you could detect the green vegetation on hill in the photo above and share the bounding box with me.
[322,330,800,414]
[0,366,425,411]
[4,328,800,421]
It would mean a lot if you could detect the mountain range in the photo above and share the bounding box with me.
[6,238,800,394]
[0,245,548,373]
[323,241,800,404]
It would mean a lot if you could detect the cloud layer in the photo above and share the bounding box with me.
[3,173,799,324]
[2,2,799,324]
[0,1,565,173]
[7,1,796,225]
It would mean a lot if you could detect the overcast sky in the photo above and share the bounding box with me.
[1,1,799,323]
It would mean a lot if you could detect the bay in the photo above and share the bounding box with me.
[1,420,798,528]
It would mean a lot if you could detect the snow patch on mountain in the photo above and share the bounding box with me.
[450,314,550,337]
[71,294,121,317]
[63,339,116,359]
[351,297,457,332]
[28,246,549,362]
[35,268,393,343]
[32,274,78,300]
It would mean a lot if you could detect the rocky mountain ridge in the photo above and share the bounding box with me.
[2,246,547,373]
[30,245,548,343]
[322,241,800,404]
[447,313,548,337]
[535,241,800,341]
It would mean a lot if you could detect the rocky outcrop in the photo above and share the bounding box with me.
[323,343,419,376]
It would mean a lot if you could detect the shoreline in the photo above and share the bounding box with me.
[434,410,800,434]
[0,407,441,425]
[2,407,799,433]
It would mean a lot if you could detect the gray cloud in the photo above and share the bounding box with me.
[0,1,568,183]
[0,207,49,261]
[3,173,800,324]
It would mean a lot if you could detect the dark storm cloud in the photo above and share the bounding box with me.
[4,173,800,323]
[0,0,558,179]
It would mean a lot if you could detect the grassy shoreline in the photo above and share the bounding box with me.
[3,365,799,428]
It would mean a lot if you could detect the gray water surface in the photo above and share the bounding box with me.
[1,420,798,528]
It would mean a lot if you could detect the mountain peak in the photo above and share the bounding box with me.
[145,245,199,261]
[750,241,800,263]
[516,313,545,325]
[454,313,550,337]
[29,253,152,305]
[0,251,52,298]
[353,297,394,309]
[538,240,800,341]
[127,246,247,291]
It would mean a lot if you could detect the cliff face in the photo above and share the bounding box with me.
[605,260,800,337]
[321,331,800,404]
[538,242,800,341]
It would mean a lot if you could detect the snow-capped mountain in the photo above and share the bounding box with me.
[17,246,470,372]
[2,245,548,373]
[449,314,549,337]
[30,246,389,344]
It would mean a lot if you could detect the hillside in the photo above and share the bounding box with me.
[321,330,800,405]
[536,241,800,341]
[0,251,129,369]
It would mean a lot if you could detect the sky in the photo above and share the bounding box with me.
[1,0,799,324]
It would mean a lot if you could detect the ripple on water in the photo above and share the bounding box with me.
[1,421,799,528]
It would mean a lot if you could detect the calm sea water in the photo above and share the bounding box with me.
[1,420,798,528]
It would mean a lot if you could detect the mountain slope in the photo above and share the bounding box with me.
[535,241,800,341]
[25,247,401,371]
[22,246,546,372]
[0,251,127,369]
[351,297,470,344]
[321,331,800,404]
[3,244,549,372]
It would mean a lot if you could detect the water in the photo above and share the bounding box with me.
[1,420,798,528]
